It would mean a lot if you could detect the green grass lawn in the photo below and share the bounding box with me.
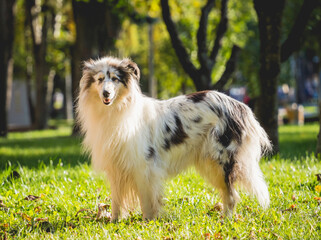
[1,123,321,239]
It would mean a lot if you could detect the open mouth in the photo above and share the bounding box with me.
[103,98,111,105]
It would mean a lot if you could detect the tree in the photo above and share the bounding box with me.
[161,0,240,92]
[71,0,123,135]
[25,0,55,129]
[254,0,319,153]
[0,0,16,137]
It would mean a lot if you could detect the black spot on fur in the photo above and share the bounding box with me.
[146,146,156,159]
[186,91,209,103]
[164,123,171,133]
[192,116,202,123]
[170,114,188,145]
[163,139,171,150]
[218,116,242,148]
[208,104,222,117]
[163,114,189,150]
[223,155,236,186]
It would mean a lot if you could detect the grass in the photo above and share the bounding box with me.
[1,122,321,239]
[279,123,319,159]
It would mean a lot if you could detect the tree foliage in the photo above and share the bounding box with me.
[1,0,321,139]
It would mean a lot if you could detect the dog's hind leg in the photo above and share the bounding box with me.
[219,180,240,216]
[195,158,239,216]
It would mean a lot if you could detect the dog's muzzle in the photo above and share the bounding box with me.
[102,90,111,105]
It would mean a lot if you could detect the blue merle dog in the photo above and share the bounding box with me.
[77,56,272,221]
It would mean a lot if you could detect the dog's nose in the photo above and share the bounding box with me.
[103,90,110,98]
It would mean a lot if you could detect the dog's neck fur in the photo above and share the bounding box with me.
[79,77,146,141]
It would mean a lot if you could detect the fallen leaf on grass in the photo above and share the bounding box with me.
[213,202,223,211]
[314,197,321,204]
[67,222,76,229]
[235,214,243,222]
[24,195,40,201]
[34,206,41,213]
[207,202,223,216]
[315,185,321,193]
[96,203,112,221]
[17,213,32,222]
[204,233,211,240]
[0,223,9,229]
[281,204,297,212]
[35,217,49,222]
[75,209,92,217]
[213,232,223,239]
[245,205,252,211]
[163,237,173,240]
[271,232,283,240]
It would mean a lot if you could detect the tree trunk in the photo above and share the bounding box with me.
[45,69,56,127]
[254,0,285,153]
[25,0,51,130]
[0,0,15,137]
[71,0,122,135]
[34,46,48,129]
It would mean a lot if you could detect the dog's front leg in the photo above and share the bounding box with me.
[111,198,121,222]
[109,181,121,222]
[135,173,162,221]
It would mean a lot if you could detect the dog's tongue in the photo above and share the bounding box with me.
[103,98,110,104]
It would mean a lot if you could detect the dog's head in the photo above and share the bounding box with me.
[79,57,140,106]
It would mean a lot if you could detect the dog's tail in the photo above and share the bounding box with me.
[236,107,272,209]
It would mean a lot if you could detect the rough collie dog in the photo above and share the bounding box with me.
[77,56,271,221]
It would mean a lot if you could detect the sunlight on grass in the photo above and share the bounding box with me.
[1,122,321,239]
[279,123,319,158]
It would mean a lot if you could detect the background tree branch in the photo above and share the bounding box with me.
[280,0,319,62]
[0,0,15,137]
[210,0,228,63]
[212,45,240,90]
[197,0,215,68]
[160,0,199,85]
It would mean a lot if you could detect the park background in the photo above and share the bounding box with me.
[1,0,321,239]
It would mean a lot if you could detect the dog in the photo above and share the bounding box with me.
[77,56,271,221]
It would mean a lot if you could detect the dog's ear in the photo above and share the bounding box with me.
[120,58,140,81]
[83,59,95,72]
[79,59,95,89]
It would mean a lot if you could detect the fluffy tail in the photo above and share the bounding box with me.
[236,108,272,208]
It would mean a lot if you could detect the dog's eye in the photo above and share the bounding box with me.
[98,77,104,82]
[112,77,118,82]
